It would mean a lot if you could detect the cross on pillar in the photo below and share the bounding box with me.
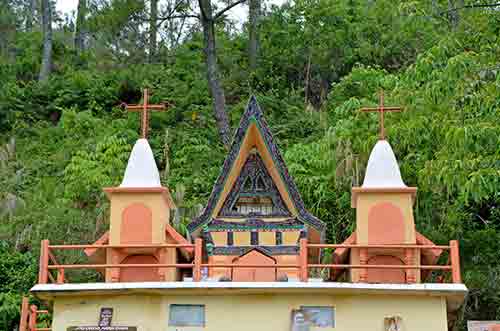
[359,90,403,140]
[123,88,169,139]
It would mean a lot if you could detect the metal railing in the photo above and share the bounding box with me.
[19,297,51,331]
[37,238,462,284]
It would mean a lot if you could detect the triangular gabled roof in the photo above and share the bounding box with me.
[232,247,277,262]
[188,96,325,234]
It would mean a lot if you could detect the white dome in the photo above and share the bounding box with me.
[120,139,161,188]
[362,140,406,188]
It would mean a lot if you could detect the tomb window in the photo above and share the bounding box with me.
[276,231,283,245]
[300,306,335,327]
[227,232,234,246]
[251,231,259,245]
[169,304,205,327]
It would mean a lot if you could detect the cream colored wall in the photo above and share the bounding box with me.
[211,232,227,246]
[108,192,170,245]
[260,231,276,245]
[234,232,250,246]
[283,231,300,245]
[355,192,416,244]
[52,292,447,331]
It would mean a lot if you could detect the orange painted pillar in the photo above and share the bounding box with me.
[359,248,368,282]
[450,240,462,283]
[405,248,417,283]
[19,297,29,331]
[299,238,308,282]
[193,238,203,282]
[57,268,65,284]
[28,305,37,331]
[38,240,49,284]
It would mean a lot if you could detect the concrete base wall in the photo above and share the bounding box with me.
[52,292,447,331]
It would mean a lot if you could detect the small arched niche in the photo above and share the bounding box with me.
[119,254,160,282]
[121,203,152,244]
[367,255,406,283]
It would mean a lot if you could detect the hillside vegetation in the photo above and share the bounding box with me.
[1,1,499,329]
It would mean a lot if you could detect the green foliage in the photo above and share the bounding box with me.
[0,242,37,330]
[0,1,499,330]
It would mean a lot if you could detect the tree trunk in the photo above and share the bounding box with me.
[74,0,87,54]
[199,0,231,148]
[447,0,463,29]
[26,0,37,31]
[248,0,260,72]
[149,0,158,63]
[304,50,311,105]
[39,0,52,82]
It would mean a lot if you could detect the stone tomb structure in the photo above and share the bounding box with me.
[84,89,192,282]
[188,96,325,281]
[24,94,467,331]
[331,91,444,285]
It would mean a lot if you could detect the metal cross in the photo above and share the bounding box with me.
[123,88,168,139]
[359,90,403,140]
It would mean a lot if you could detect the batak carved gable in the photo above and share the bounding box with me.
[188,96,325,281]
[219,151,290,218]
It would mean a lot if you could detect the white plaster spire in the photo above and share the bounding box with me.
[362,139,407,188]
[120,139,161,187]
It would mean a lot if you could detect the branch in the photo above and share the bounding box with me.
[157,0,199,26]
[439,2,500,15]
[157,14,199,26]
[213,0,247,21]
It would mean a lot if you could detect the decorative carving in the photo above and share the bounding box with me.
[211,245,299,256]
[219,152,290,217]
[384,315,403,331]
[207,218,304,231]
[188,97,325,233]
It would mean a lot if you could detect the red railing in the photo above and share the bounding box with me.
[37,238,462,284]
[19,297,51,331]
[38,239,199,284]
[301,239,462,284]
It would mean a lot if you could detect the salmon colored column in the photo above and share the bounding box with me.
[359,248,368,282]
[299,238,308,282]
[38,240,49,284]
[193,238,203,282]
[28,305,37,331]
[450,240,462,283]
[19,297,29,331]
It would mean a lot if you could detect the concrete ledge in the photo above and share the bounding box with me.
[32,282,467,312]
[31,281,467,300]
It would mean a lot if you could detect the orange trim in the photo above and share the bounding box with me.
[193,238,203,281]
[86,225,192,258]
[351,187,417,207]
[38,240,49,284]
[416,231,443,264]
[48,263,195,269]
[84,231,109,257]
[450,240,462,283]
[19,297,29,331]
[103,186,175,208]
[37,239,461,284]
[28,305,37,331]
[299,238,308,281]
[166,224,194,256]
